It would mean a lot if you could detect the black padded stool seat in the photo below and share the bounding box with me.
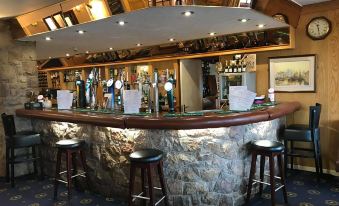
[246,140,288,206]
[11,131,41,147]
[129,149,163,163]
[252,140,285,152]
[284,126,320,142]
[55,139,85,149]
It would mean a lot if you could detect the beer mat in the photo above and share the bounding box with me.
[72,108,117,114]
[122,113,151,116]
[251,102,278,109]
[215,110,248,115]
[163,112,204,117]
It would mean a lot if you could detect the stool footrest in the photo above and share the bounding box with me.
[132,192,150,201]
[155,195,166,206]
[55,172,86,184]
[145,186,162,190]
[264,173,281,179]
[252,179,285,192]
[275,185,285,192]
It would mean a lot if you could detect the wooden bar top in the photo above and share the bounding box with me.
[16,102,301,130]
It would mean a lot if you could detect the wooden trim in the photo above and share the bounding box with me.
[41,44,294,71]
[301,0,339,15]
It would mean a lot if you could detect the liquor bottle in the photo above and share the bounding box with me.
[224,60,229,73]
[242,61,247,72]
[237,61,242,73]
[229,60,234,73]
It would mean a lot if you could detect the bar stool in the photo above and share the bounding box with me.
[1,113,44,187]
[246,140,288,206]
[53,139,89,200]
[128,149,169,206]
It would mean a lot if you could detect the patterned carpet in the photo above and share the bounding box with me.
[248,170,339,206]
[0,176,126,206]
[0,170,338,206]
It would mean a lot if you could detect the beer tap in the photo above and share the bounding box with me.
[153,69,159,113]
[165,70,175,113]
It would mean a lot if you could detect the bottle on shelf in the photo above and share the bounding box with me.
[228,60,235,73]
[242,61,247,72]
[224,60,229,73]
[237,61,242,73]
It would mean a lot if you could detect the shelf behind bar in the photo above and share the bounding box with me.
[40,44,293,71]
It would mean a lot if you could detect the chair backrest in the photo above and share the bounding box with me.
[309,103,321,129]
[1,113,16,137]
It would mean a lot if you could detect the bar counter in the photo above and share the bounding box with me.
[15,102,300,206]
[16,101,300,129]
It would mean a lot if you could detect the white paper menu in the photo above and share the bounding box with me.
[229,86,256,111]
[123,90,141,114]
[57,90,73,110]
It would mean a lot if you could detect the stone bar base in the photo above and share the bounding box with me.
[32,117,285,206]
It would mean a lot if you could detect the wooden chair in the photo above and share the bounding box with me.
[281,103,322,179]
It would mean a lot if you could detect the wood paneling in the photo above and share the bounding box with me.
[254,0,302,28]
[254,0,339,172]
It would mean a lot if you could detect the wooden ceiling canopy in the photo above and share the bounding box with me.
[15,0,301,38]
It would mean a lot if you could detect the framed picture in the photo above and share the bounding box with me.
[269,55,316,92]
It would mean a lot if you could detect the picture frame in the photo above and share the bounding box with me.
[269,55,316,93]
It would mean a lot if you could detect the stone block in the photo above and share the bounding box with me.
[201,192,220,205]
[172,195,192,206]
[166,179,184,195]
[184,182,208,195]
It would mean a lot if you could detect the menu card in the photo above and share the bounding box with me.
[57,90,73,110]
[123,90,141,114]
[229,86,256,111]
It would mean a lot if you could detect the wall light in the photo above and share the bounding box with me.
[88,0,109,20]
[44,17,58,31]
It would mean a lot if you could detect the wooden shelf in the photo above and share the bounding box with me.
[40,44,293,71]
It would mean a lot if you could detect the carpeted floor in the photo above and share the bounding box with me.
[0,170,338,206]
[247,170,339,206]
[0,176,126,206]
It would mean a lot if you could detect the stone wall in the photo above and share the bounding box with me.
[32,118,285,206]
[0,20,39,176]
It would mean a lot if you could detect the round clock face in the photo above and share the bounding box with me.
[272,13,288,24]
[307,17,332,40]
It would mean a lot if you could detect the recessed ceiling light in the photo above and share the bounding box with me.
[239,18,250,23]
[86,51,89,54]
[66,53,70,57]
[75,5,81,11]
[209,32,216,36]
[169,38,175,42]
[48,56,52,59]
[45,37,52,41]
[136,43,142,47]
[257,24,266,28]
[109,47,113,50]
[117,21,127,26]
[77,30,85,34]
[182,11,194,17]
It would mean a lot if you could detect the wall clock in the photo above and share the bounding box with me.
[306,16,332,40]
